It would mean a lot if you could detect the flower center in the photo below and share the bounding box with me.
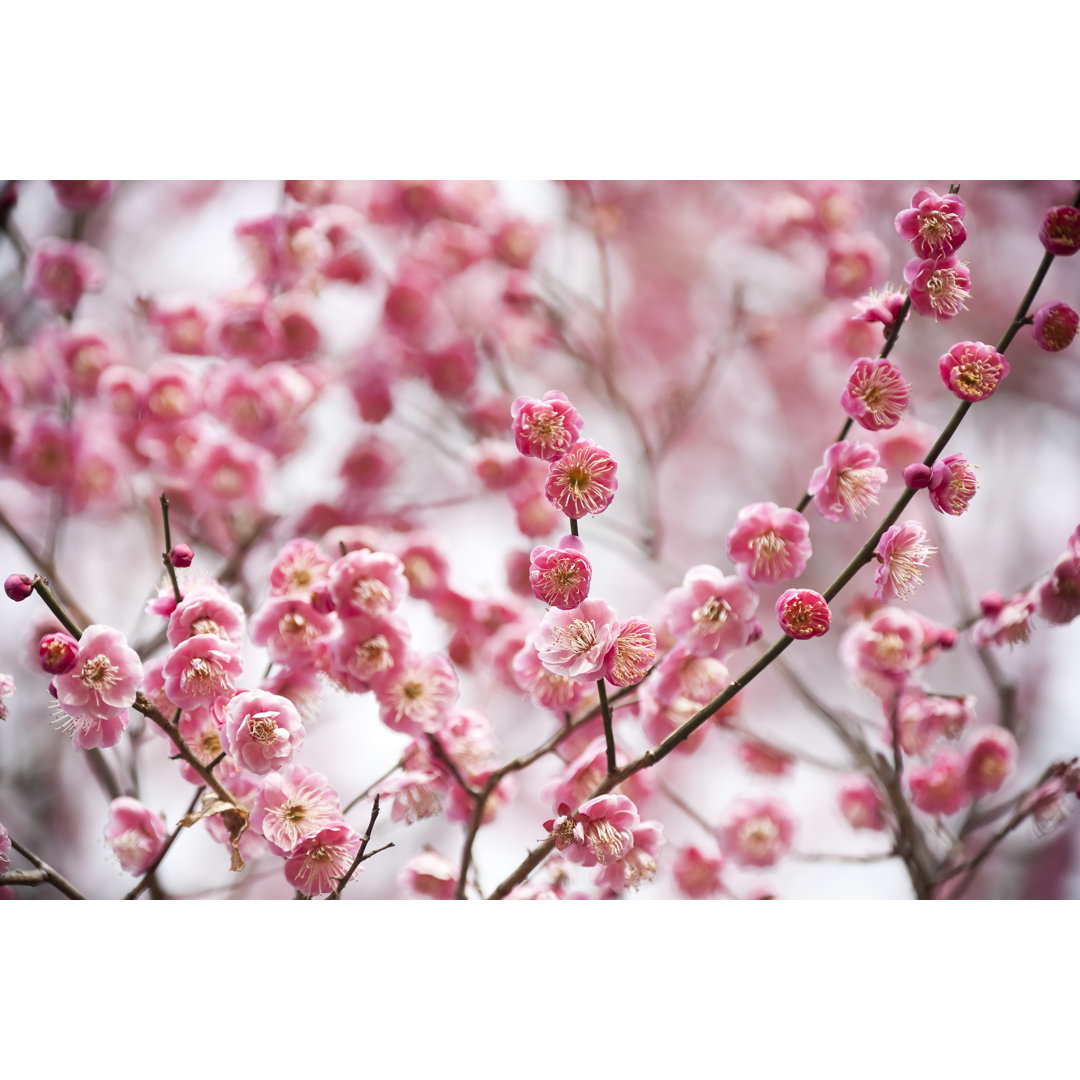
[748,530,787,577]
[552,617,598,656]
[738,816,778,858]
[81,653,120,692]
[693,596,731,631]
[586,819,631,864]
[248,710,282,743]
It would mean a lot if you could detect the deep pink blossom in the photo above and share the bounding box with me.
[222,690,306,775]
[511,390,585,461]
[718,796,794,868]
[545,439,618,519]
[775,589,831,639]
[964,728,1018,800]
[808,440,887,521]
[1031,302,1078,352]
[1039,205,1080,256]
[672,845,724,898]
[837,775,887,831]
[726,502,811,584]
[895,188,967,258]
[104,797,167,875]
[53,624,142,718]
[251,764,343,855]
[528,535,592,609]
[5,573,34,602]
[26,238,106,313]
[603,617,656,687]
[841,357,911,430]
[905,255,971,321]
[39,631,79,675]
[907,751,970,816]
[535,598,621,681]
[927,453,978,515]
[162,634,244,709]
[50,180,115,211]
[874,521,936,602]
[938,341,1009,402]
[1034,554,1080,626]
[736,738,794,777]
[284,823,360,897]
[561,794,640,867]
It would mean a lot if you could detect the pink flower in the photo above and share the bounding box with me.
[249,597,336,665]
[399,850,459,900]
[718,796,794,868]
[841,358,911,430]
[1039,205,1080,256]
[528,535,592,609]
[852,287,907,328]
[50,180,115,211]
[269,538,333,598]
[874,521,936,602]
[251,764,344,855]
[603,617,656,687]
[973,590,1037,646]
[535,598,621,681]
[823,234,887,299]
[284,823,360,897]
[175,707,225,784]
[26,238,106,313]
[544,439,619,519]
[907,751,970,816]
[53,624,143,718]
[1035,555,1080,626]
[328,549,409,619]
[726,502,811,584]
[370,652,460,736]
[162,634,244,709]
[926,453,978,515]
[775,588,831,639]
[672,845,724,898]
[665,565,760,658]
[322,613,411,693]
[510,637,585,712]
[222,690,306,775]
[808,440,887,521]
[1031,302,1078,352]
[0,820,10,872]
[905,255,971,321]
[964,728,1018,800]
[593,820,664,892]
[938,341,1009,402]
[39,631,79,675]
[166,583,246,647]
[512,390,584,461]
[736,739,794,777]
[562,794,641,867]
[895,188,967,258]
[839,607,927,695]
[104,797,167,875]
[837,775,887,831]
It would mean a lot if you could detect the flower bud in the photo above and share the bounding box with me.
[775,588,831,639]
[1039,205,1080,257]
[902,463,932,489]
[168,544,194,568]
[4,573,34,602]
[1031,302,1078,352]
[39,631,79,674]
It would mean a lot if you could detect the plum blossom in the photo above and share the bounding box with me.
[964,728,1018,799]
[837,775,887,831]
[370,652,459,735]
[162,634,244,709]
[560,794,640,867]
[926,453,978,516]
[895,188,967,258]
[808,440,887,521]
[53,624,142,719]
[1039,205,1080,256]
[284,823,361,897]
[973,590,1037,647]
[594,820,664,892]
[841,357,911,430]
[840,607,928,696]
[26,238,106,313]
[726,502,811,584]
[672,845,724,898]
[399,850,459,899]
[221,690,306,775]
[528,535,592,609]
[1031,302,1078,352]
[873,521,936,602]
[544,439,618,519]
[104,797,167,875]
[602,617,656,687]
[510,637,585,712]
[1035,553,1080,626]
[328,549,409,619]
[938,341,1009,402]
[250,764,344,854]
[666,565,760,658]
[511,390,583,460]
[718,797,794,868]
[905,255,971,321]
[775,589,831,640]
[535,598,621,681]
[907,751,970,816]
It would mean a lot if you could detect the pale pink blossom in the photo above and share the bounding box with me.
[511,390,584,461]
[26,238,106,313]
[399,850,459,900]
[175,707,225,784]
[510,637,585,712]
[736,738,794,777]
[718,797,794,868]
[660,565,764,656]
[528,535,592,609]
[726,502,811,584]
[672,845,724,898]
[837,775,887,831]
[249,597,336,665]
[222,690,305,775]
[905,255,971,321]
[894,690,977,754]
[544,439,618,519]
[322,613,411,693]
[250,764,344,855]
[852,287,907,328]
[973,590,1037,647]
[470,439,528,491]
[808,440,887,522]
[166,583,246,647]
[268,538,333,598]
[964,728,1018,800]
[907,751,970,816]
[603,617,656,687]
[0,674,13,722]
[162,634,244,709]
[393,535,451,602]
[328,549,409,619]
[370,652,459,735]
[593,820,664,892]
[823,234,887,299]
[895,188,967,258]
[53,624,142,718]
[104,797,167,875]
[381,763,448,824]
[841,357,911,431]
[938,341,1009,402]
[0,821,10,871]
[873,521,936,602]
[562,794,640,867]
[535,597,620,681]
[775,589,831,640]
[650,646,733,707]
[839,607,927,696]
[284,823,360,897]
